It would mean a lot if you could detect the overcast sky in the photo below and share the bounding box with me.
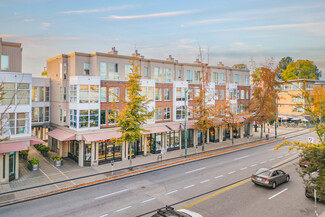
[1,0,325,77]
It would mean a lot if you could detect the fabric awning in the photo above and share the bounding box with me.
[168,123,196,130]
[0,141,28,154]
[82,131,122,142]
[143,125,171,134]
[166,123,182,131]
[30,135,46,145]
[47,129,76,141]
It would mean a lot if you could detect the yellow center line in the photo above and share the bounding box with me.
[181,154,299,210]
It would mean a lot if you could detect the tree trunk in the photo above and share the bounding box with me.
[128,142,132,168]
[202,130,205,152]
[260,124,263,139]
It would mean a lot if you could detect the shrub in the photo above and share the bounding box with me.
[29,157,39,165]
[39,145,50,153]
[20,149,29,156]
[51,156,63,161]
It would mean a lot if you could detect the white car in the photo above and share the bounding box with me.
[178,209,203,217]
[152,206,203,217]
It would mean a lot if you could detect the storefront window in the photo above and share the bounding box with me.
[181,129,194,148]
[9,152,15,176]
[84,143,92,162]
[79,85,89,103]
[79,110,88,128]
[98,140,122,164]
[167,131,180,151]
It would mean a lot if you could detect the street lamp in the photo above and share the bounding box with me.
[275,97,278,138]
[179,88,189,158]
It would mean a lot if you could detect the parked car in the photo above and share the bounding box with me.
[299,158,319,168]
[251,168,290,189]
[152,206,203,217]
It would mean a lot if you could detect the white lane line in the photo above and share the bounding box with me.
[285,154,290,156]
[141,198,156,203]
[115,206,132,212]
[166,190,178,195]
[234,155,249,161]
[184,184,195,189]
[39,169,60,189]
[260,161,267,164]
[268,149,274,151]
[277,156,283,159]
[215,175,223,179]
[269,158,275,161]
[250,164,257,167]
[200,179,210,184]
[99,214,108,217]
[94,189,128,200]
[268,188,288,200]
[185,167,206,174]
[240,167,247,170]
[228,171,236,175]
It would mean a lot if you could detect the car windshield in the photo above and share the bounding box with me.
[255,168,272,177]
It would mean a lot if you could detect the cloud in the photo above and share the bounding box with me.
[235,42,245,47]
[61,5,132,14]
[105,10,198,20]
[185,17,258,27]
[41,22,51,27]
[23,19,34,22]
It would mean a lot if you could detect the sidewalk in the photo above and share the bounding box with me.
[0,127,310,204]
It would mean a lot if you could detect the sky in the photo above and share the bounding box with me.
[0,0,325,77]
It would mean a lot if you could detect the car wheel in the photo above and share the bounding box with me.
[286,176,290,182]
[272,182,277,189]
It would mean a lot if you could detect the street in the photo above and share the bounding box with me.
[0,130,324,217]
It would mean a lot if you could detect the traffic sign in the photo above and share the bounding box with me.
[308,137,313,143]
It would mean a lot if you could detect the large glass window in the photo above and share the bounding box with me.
[141,86,154,101]
[109,87,119,102]
[101,110,106,125]
[144,67,149,77]
[154,67,162,82]
[244,75,249,85]
[176,106,185,120]
[32,87,39,102]
[235,74,240,84]
[108,110,119,124]
[79,110,89,128]
[194,71,200,84]
[90,85,99,103]
[45,87,50,101]
[155,88,162,101]
[164,107,171,120]
[213,72,217,82]
[45,107,49,121]
[176,88,185,101]
[241,90,245,99]
[228,73,232,82]
[155,108,163,121]
[79,85,89,103]
[220,89,225,100]
[90,109,99,127]
[84,143,92,162]
[69,110,77,128]
[178,70,182,78]
[219,73,225,84]
[164,68,172,82]
[1,55,9,71]
[32,107,39,122]
[63,63,67,79]
[109,63,119,80]
[17,83,30,105]
[164,88,171,101]
[1,83,17,105]
[83,63,90,75]
[100,62,107,79]
[167,131,180,150]
[9,153,15,177]
[16,113,29,134]
[187,70,193,83]
[100,87,107,102]
[246,90,249,99]
[125,65,132,80]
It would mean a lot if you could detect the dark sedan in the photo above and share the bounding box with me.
[251,168,290,189]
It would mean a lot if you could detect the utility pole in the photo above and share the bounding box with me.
[275,97,278,138]
[184,88,188,158]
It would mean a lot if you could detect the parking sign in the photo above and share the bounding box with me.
[308,137,313,143]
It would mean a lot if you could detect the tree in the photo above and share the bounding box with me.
[232,64,248,70]
[276,56,293,80]
[282,60,321,81]
[249,67,280,138]
[114,59,153,167]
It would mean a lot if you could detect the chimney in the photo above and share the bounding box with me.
[132,49,143,58]
[167,55,174,61]
[194,58,201,64]
[217,61,224,67]
[108,47,118,55]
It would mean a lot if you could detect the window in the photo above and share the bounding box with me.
[79,85,89,103]
[144,67,149,77]
[32,87,39,102]
[228,73,231,82]
[60,87,63,101]
[32,107,39,122]
[90,85,99,103]
[100,62,107,79]
[176,106,185,120]
[1,55,9,71]
[101,110,106,125]
[1,83,15,105]
[60,109,62,122]
[292,96,304,102]
[109,63,119,80]
[84,63,90,75]
[79,110,89,128]
[70,85,77,102]
[69,110,77,128]
[154,67,162,82]
[219,73,225,85]
[141,86,154,101]
[125,65,132,80]
[63,63,67,79]
[164,68,172,82]
[246,90,249,99]
[63,87,66,101]
[194,71,200,84]
[241,104,245,113]
[164,107,171,120]
[125,89,130,102]
[155,88,162,101]
[188,88,193,100]
[178,70,182,78]
[188,106,193,118]
[16,113,29,134]
[194,88,200,98]
[155,108,163,121]
[164,88,171,101]
[17,83,30,105]
[45,107,49,121]
[108,110,118,124]
[215,89,219,100]
[235,74,240,84]
[241,90,245,99]
[100,87,107,102]
[220,89,225,100]
[63,110,67,123]
[90,109,99,127]
[213,72,217,83]
[109,87,119,102]
[244,75,249,85]
[176,88,185,101]
[187,70,193,83]
[45,87,50,101]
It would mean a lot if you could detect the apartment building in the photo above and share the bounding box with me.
[0,38,47,183]
[278,79,325,121]
[46,48,253,167]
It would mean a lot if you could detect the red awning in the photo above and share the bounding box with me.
[0,141,28,154]
[30,135,46,145]
[82,131,122,142]
[47,128,76,141]
[143,125,171,134]
[167,123,196,131]
[167,123,182,131]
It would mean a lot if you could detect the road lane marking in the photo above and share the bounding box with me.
[228,171,236,174]
[268,149,274,151]
[141,198,156,203]
[94,189,128,200]
[260,161,267,164]
[166,190,178,195]
[185,167,206,174]
[277,156,283,159]
[215,175,223,179]
[268,188,288,200]
[240,167,247,170]
[200,179,210,184]
[99,214,108,217]
[250,164,257,167]
[285,154,289,156]
[184,184,195,189]
[115,206,132,212]
[269,158,275,161]
[234,155,249,161]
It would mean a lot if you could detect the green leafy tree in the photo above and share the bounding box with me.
[232,64,248,70]
[276,56,293,80]
[115,60,153,167]
[282,60,321,81]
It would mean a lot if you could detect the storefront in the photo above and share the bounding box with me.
[98,139,122,165]
[68,140,79,163]
[198,130,207,145]
[181,129,194,149]
[148,133,163,154]
[244,123,250,137]
[209,127,219,143]
[166,131,180,151]
[8,152,16,181]
[233,127,240,139]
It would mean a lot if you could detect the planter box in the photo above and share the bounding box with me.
[28,163,39,171]
[42,152,48,157]
[50,158,63,167]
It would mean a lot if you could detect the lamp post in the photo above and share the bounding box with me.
[320,92,322,123]
[179,88,189,158]
[275,97,278,138]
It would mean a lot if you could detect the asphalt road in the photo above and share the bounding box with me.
[0,130,323,217]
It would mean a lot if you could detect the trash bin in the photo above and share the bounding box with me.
[266,134,269,140]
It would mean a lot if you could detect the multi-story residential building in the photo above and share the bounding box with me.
[46,48,253,167]
[278,79,325,121]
